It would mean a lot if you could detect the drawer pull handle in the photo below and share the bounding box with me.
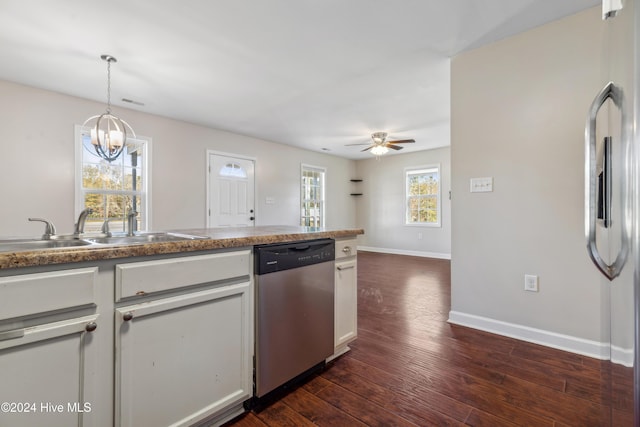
[85,322,98,332]
[123,312,134,322]
[342,246,352,253]
[0,329,24,342]
[337,265,355,271]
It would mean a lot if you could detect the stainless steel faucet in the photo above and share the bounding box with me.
[74,208,93,236]
[28,218,57,240]
[101,219,113,237]
[126,210,138,237]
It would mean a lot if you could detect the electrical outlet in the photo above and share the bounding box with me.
[524,274,539,292]
[418,232,423,240]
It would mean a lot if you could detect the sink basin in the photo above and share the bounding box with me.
[0,238,92,252]
[0,232,208,252]
[85,232,206,245]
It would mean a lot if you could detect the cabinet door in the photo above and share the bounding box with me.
[0,315,99,427]
[335,258,357,348]
[115,282,252,427]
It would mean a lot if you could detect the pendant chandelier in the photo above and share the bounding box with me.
[83,54,135,162]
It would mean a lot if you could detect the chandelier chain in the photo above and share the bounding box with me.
[106,59,112,114]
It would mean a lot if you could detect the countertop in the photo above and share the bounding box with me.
[0,226,364,270]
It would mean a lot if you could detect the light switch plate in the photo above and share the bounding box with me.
[470,177,493,193]
[524,274,539,292]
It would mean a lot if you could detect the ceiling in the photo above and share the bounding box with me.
[0,0,599,159]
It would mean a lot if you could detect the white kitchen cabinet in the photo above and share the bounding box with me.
[0,268,101,427]
[331,238,358,360]
[114,250,253,427]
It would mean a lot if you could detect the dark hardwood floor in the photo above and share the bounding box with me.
[226,251,634,426]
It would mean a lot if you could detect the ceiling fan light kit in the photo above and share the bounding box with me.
[370,145,389,156]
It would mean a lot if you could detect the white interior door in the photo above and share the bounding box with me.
[208,153,255,227]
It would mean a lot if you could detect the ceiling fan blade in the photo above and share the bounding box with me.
[361,146,373,152]
[387,139,415,144]
[386,144,403,150]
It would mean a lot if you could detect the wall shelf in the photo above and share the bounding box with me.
[350,179,363,196]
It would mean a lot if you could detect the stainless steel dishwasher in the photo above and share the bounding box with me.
[254,238,335,399]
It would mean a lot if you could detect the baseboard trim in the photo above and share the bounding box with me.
[358,246,451,260]
[448,311,633,367]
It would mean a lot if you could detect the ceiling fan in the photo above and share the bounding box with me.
[346,132,415,155]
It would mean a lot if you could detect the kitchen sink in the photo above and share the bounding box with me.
[0,232,208,252]
[0,238,93,252]
[84,232,207,245]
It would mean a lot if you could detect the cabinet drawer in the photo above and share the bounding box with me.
[335,238,357,260]
[0,268,98,323]
[116,250,251,300]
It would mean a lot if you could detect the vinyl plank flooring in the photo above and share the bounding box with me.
[254,401,317,427]
[224,251,631,426]
[279,388,367,426]
[313,381,421,427]
[322,358,472,425]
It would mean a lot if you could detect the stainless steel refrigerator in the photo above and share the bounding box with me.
[585,1,639,425]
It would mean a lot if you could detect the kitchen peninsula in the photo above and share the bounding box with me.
[0,226,363,427]
[0,226,363,269]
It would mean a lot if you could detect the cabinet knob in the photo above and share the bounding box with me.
[122,312,134,322]
[85,322,98,332]
[342,246,352,253]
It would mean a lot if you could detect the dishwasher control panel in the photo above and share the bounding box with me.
[254,239,335,274]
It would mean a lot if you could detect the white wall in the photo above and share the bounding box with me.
[0,80,357,237]
[450,7,609,352]
[355,146,451,258]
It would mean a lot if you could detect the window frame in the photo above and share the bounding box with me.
[405,164,441,228]
[300,164,326,228]
[74,124,152,233]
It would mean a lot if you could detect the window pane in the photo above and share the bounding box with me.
[219,163,247,178]
[82,164,103,190]
[301,166,325,227]
[425,197,437,209]
[123,167,142,191]
[82,192,142,232]
[105,166,123,190]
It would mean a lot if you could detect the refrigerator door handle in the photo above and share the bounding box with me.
[585,81,628,280]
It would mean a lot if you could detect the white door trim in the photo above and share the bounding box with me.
[206,150,257,228]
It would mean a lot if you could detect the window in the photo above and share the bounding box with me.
[405,165,440,227]
[301,164,325,227]
[219,162,247,178]
[75,125,151,234]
